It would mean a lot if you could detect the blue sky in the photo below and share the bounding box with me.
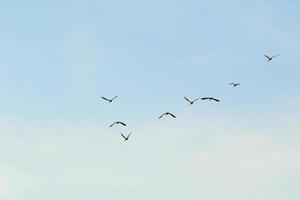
[0,0,299,199]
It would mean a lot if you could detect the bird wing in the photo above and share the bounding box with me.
[111,95,118,101]
[212,98,220,102]
[101,96,110,101]
[127,132,132,138]
[184,96,192,103]
[169,113,176,118]
[264,55,271,59]
[121,133,127,139]
[119,122,127,126]
[193,97,200,102]
[272,55,279,58]
[159,113,166,119]
[201,97,209,100]
[109,122,116,127]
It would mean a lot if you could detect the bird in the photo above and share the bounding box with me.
[184,96,200,105]
[201,97,220,102]
[264,54,279,62]
[159,112,176,119]
[109,121,127,127]
[101,95,118,103]
[229,82,240,87]
[121,132,132,141]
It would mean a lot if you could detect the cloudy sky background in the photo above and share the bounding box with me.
[0,0,299,199]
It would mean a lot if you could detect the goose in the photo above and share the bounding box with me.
[101,95,118,103]
[121,132,132,141]
[201,97,220,102]
[229,83,240,87]
[264,55,279,62]
[184,96,200,105]
[109,121,127,127]
[158,112,176,119]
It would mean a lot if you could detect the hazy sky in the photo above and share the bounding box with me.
[0,0,299,199]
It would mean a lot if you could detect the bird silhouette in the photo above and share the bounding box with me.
[109,121,127,127]
[121,132,132,141]
[101,95,118,103]
[184,96,200,105]
[264,55,279,62]
[159,112,176,119]
[229,83,240,87]
[201,97,220,102]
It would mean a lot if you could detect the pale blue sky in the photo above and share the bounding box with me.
[0,0,299,200]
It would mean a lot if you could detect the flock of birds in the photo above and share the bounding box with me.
[101,54,279,142]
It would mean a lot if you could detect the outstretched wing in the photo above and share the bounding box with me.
[111,95,118,101]
[193,97,200,103]
[101,96,110,101]
[109,122,117,127]
[201,97,209,100]
[168,113,176,118]
[127,132,132,138]
[212,98,220,102]
[184,96,192,103]
[119,122,127,126]
[121,133,127,139]
[272,55,279,58]
[264,55,271,60]
[159,113,166,119]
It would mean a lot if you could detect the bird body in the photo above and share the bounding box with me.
[159,112,176,119]
[264,55,279,62]
[201,97,220,102]
[109,121,127,127]
[101,95,118,103]
[184,96,200,105]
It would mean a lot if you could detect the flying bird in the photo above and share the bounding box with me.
[159,112,176,119]
[184,96,200,105]
[201,97,220,102]
[229,82,240,87]
[121,132,132,141]
[109,121,127,127]
[264,54,279,62]
[101,95,118,103]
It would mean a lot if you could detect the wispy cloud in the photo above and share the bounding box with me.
[1,114,298,200]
